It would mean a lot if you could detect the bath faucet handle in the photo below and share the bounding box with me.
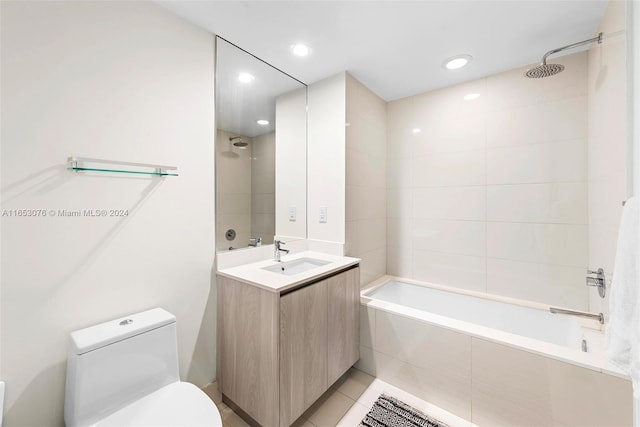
[585,267,606,298]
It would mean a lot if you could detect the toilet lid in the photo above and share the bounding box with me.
[94,382,223,427]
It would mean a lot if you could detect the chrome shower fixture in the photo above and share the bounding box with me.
[229,136,248,148]
[524,32,602,78]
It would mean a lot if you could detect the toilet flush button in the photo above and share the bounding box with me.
[119,319,133,326]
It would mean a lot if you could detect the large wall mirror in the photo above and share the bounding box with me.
[215,37,307,252]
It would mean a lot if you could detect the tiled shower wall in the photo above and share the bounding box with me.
[345,74,387,286]
[386,52,589,309]
[216,129,276,250]
[251,131,275,245]
[587,0,627,316]
[216,129,252,251]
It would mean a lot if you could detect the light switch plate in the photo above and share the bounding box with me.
[288,206,296,221]
[319,206,327,223]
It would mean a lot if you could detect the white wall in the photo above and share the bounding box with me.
[216,129,252,251]
[587,0,628,316]
[345,74,387,286]
[0,2,216,425]
[387,52,591,309]
[275,87,307,241]
[307,73,346,245]
[634,0,640,199]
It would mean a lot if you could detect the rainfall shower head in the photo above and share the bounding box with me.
[524,32,602,79]
[229,136,248,148]
[524,63,565,78]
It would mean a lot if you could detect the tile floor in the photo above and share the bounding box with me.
[203,368,476,427]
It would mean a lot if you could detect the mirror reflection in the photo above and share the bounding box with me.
[215,37,307,252]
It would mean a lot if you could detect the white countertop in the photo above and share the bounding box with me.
[216,251,360,293]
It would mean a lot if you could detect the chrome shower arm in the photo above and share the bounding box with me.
[541,32,602,65]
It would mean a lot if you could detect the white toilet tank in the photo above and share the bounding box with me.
[64,308,180,427]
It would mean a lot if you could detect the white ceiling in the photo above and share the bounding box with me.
[157,0,608,101]
[216,37,305,137]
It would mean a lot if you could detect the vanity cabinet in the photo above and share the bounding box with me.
[217,265,360,427]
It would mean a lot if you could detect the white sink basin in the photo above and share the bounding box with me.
[262,257,331,276]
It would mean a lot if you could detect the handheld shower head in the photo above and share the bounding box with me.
[524,32,602,79]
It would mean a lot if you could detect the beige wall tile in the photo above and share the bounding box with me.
[412,149,485,188]
[487,139,586,185]
[587,0,628,314]
[354,345,376,376]
[387,189,413,219]
[359,306,375,349]
[487,182,587,224]
[471,337,632,427]
[346,74,387,287]
[386,245,413,278]
[387,218,413,249]
[413,250,486,292]
[487,258,587,309]
[413,186,486,221]
[367,347,471,421]
[387,154,413,189]
[487,222,587,267]
[412,219,486,257]
[359,247,387,287]
[386,51,591,308]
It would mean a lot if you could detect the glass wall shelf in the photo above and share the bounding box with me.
[67,157,178,177]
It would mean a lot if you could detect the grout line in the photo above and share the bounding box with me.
[410,247,587,269]
[407,180,587,188]
[484,92,489,296]
[411,218,588,225]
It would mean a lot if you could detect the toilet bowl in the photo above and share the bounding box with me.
[64,308,222,427]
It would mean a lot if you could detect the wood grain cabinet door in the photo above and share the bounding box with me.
[279,280,328,426]
[326,267,360,386]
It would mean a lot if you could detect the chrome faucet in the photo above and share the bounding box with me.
[586,268,606,298]
[274,240,289,262]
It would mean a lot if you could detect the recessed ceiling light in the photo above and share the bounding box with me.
[257,119,269,125]
[238,72,255,83]
[464,93,480,101]
[412,128,422,134]
[444,54,473,70]
[291,43,310,57]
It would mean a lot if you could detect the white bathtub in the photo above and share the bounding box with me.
[359,276,633,426]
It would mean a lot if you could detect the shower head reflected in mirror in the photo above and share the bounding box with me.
[230,136,248,149]
[221,136,241,158]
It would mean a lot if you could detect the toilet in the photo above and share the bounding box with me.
[64,308,222,426]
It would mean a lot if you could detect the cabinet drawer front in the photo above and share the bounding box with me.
[280,280,328,426]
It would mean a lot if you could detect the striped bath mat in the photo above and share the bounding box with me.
[359,394,449,427]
